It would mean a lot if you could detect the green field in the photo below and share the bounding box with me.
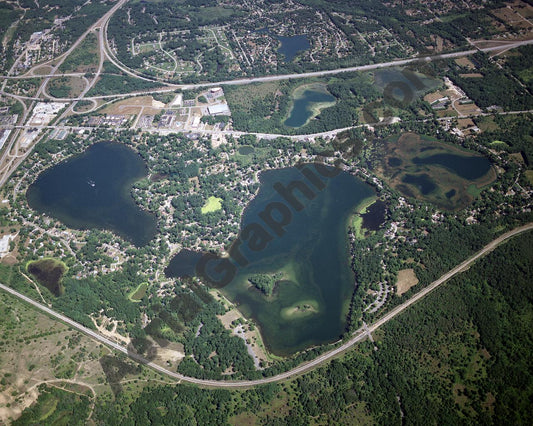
[58,32,99,73]
[47,76,86,98]
[201,196,223,214]
[489,140,509,148]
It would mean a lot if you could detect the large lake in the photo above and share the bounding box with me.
[26,142,157,246]
[167,164,375,355]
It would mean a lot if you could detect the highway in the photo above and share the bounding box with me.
[3,39,533,100]
[1,223,531,388]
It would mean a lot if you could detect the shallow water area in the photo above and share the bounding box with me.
[218,164,373,355]
[284,88,335,128]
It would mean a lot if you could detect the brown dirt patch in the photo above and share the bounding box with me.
[492,7,523,24]
[459,73,483,78]
[436,108,458,118]
[33,65,54,75]
[455,102,482,115]
[424,91,447,103]
[510,152,526,164]
[455,57,476,69]
[396,268,419,296]
[218,309,241,328]
[101,96,163,115]
[457,118,475,128]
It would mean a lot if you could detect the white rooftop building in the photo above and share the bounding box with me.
[207,104,230,115]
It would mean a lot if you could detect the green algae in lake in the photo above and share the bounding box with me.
[165,164,376,355]
[379,133,496,210]
[26,142,157,246]
[221,164,374,356]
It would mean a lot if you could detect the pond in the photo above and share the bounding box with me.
[277,34,310,62]
[26,142,157,246]
[361,200,387,231]
[27,258,66,296]
[284,88,335,128]
[402,173,437,195]
[167,164,375,356]
[238,145,255,155]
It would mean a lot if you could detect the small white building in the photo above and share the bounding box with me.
[0,234,15,257]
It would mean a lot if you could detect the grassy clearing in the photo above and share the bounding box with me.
[58,32,99,73]
[0,291,106,423]
[395,268,419,296]
[47,76,86,98]
[525,170,533,186]
[224,81,281,113]
[201,196,223,214]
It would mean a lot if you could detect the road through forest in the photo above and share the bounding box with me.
[1,223,531,388]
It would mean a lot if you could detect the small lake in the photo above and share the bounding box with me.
[277,34,310,62]
[26,142,157,246]
[284,89,335,128]
[165,249,204,278]
[167,164,375,356]
[361,200,386,231]
[413,153,492,180]
[238,145,255,155]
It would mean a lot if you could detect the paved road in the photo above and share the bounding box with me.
[3,38,533,98]
[0,0,130,188]
[0,124,354,141]
[2,223,531,388]
[94,38,533,92]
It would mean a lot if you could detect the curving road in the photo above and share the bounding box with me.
[1,223,531,388]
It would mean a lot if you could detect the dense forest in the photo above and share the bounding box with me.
[449,52,533,111]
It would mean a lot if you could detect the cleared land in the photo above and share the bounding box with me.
[396,268,419,296]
